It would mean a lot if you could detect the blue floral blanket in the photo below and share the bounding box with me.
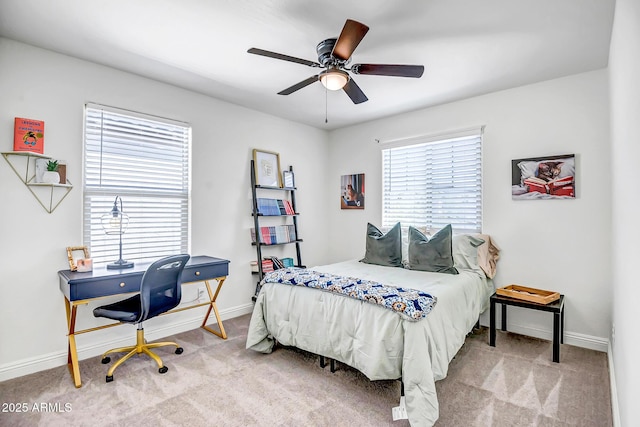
[261,268,437,321]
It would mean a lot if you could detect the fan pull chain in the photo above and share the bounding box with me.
[325,84,328,124]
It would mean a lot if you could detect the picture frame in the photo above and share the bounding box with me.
[67,246,90,271]
[341,173,365,209]
[253,149,282,187]
[283,170,295,188]
[511,153,576,200]
[34,158,48,183]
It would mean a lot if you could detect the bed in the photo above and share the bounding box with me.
[246,227,499,426]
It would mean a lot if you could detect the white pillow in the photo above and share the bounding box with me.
[452,234,486,276]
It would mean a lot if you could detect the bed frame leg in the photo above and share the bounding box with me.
[475,318,480,330]
[319,355,337,372]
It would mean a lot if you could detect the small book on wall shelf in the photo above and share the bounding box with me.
[13,117,45,154]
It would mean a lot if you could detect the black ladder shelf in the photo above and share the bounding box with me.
[250,160,303,300]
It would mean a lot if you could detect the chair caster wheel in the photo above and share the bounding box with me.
[101,357,111,364]
[159,366,168,374]
[106,375,113,383]
[175,347,184,355]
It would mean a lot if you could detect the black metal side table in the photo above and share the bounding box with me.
[489,292,565,363]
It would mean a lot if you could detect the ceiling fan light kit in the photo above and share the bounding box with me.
[319,68,349,90]
[248,19,424,104]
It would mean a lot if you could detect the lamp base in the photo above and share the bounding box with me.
[107,260,134,270]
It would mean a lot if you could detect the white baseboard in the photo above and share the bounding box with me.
[481,320,609,352]
[0,302,254,382]
[608,342,621,427]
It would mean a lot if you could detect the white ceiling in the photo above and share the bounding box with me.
[0,0,614,130]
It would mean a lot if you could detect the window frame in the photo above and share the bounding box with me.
[82,103,192,267]
[380,127,483,234]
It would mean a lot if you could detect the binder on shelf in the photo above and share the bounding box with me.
[256,198,296,216]
[250,225,297,245]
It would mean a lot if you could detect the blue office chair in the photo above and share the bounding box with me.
[93,254,190,382]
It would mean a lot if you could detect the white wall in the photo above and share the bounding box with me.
[327,70,611,349]
[609,0,640,424]
[0,38,330,380]
[0,33,617,392]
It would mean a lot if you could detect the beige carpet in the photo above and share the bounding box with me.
[0,314,611,426]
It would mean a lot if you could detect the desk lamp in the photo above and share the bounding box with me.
[101,196,134,269]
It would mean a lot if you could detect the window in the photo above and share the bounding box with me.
[381,128,483,233]
[83,104,191,266]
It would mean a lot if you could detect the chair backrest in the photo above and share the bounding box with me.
[139,254,190,322]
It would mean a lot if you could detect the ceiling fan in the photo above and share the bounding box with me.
[247,19,424,104]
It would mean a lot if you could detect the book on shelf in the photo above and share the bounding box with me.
[13,117,45,154]
[266,256,285,269]
[250,225,297,245]
[282,257,294,267]
[256,198,295,215]
[251,259,275,273]
[524,175,574,196]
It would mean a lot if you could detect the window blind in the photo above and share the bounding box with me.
[83,104,191,266]
[382,131,482,233]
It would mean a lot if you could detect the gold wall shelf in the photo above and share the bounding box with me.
[2,151,73,213]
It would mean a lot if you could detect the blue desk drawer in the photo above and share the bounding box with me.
[71,275,141,301]
[182,261,229,283]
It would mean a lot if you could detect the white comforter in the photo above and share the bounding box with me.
[246,260,494,426]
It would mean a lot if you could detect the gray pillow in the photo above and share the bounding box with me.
[407,225,459,274]
[452,234,486,273]
[360,222,402,267]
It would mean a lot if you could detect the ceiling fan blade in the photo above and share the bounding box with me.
[343,78,368,104]
[278,75,320,95]
[331,19,369,61]
[352,64,424,78]
[248,48,321,68]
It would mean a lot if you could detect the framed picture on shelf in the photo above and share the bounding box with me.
[283,170,295,188]
[253,149,282,187]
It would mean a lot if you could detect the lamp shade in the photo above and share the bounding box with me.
[319,69,349,91]
[101,200,129,235]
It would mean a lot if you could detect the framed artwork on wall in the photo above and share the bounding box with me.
[253,149,282,187]
[341,173,365,209]
[511,153,576,200]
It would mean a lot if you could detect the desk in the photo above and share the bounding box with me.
[489,292,565,363]
[58,255,230,388]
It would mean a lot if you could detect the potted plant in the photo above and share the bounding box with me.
[42,160,60,184]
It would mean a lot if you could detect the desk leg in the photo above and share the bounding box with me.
[553,311,561,363]
[489,299,496,347]
[64,297,82,388]
[200,277,227,339]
